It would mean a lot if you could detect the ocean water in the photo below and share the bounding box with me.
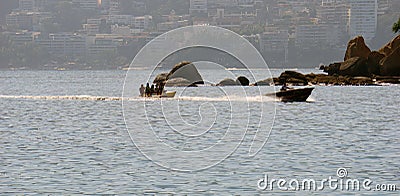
[0,69,399,195]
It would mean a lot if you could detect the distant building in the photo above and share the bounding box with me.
[4,31,40,45]
[35,33,86,57]
[19,0,35,11]
[377,0,389,15]
[157,20,190,32]
[348,0,378,42]
[317,1,350,28]
[72,0,99,10]
[6,12,34,30]
[258,27,289,63]
[87,34,123,56]
[101,0,120,14]
[106,15,152,32]
[190,0,208,15]
[132,15,152,32]
[295,24,342,49]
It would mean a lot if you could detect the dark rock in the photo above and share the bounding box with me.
[366,51,385,75]
[324,57,370,77]
[344,36,371,61]
[349,77,374,85]
[375,76,400,84]
[254,78,274,86]
[217,78,238,86]
[338,57,369,76]
[153,72,168,84]
[236,76,249,86]
[323,62,341,75]
[379,34,400,57]
[380,46,400,76]
[167,61,204,85]
[278,71,308,85]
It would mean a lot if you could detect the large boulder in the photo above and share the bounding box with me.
[324,57,370,76]
[338,57,369,76]
[278,71,308,85]
[344,36,371,61]
[236,76,249,86]
[217,78,239,86]
[378,34,400,56]
[165,77,197,87]
[153,72,168,84]
[380,46,400,76]
[167,61,204,85]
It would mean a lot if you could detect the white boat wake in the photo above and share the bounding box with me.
[0,95,276,102]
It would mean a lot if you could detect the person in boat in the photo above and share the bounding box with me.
[145,83,151,97]
[159,82,164,95]
[281,82,289,91]
[155,83,159,95]
[139,84,145,97]
[150,84,155,96]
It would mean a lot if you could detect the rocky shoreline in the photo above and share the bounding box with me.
[256,34,400,86]
[253,70,400,86]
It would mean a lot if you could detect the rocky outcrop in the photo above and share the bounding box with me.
[153,73,168,84]
[338,57,369,76]
[322,35,400,77]
[254,78,275,86]
[236,76,249,86]
[217,78,238,86]
[366,51,385,75]
[344,36,371,61]
[278,70,308,85]
[167,61,204,85]
[380,46,400,76]
[153,61,204,87]
[378,34,400,56]
[165,78,197,87]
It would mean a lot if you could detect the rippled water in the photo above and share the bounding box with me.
[0,69,399,194]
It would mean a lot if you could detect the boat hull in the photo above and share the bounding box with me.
[150,91,176,98]
[266,87,314,102]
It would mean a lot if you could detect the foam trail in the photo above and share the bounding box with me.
[176,95,275,102]
[0,95,276,102]
[0,95,125,101]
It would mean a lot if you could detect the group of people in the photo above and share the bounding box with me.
[139,83,165,97]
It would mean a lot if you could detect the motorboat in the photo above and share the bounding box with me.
[265,87,314,102]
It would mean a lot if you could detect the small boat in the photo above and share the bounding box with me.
[150,91,176,98]
[161,91,176,98]
[265,87,314,102]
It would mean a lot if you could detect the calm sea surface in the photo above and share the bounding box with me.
[0,69,399,195]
